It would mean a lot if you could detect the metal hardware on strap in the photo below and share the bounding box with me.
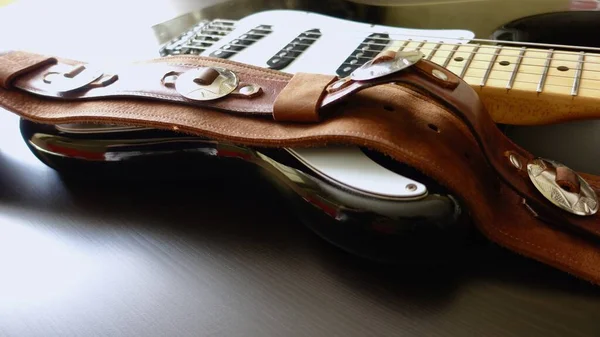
[527,158,598,216]
[42,64,105,93]
[175,66,238,101]
[326,50,424,94]
[350,50,424,81]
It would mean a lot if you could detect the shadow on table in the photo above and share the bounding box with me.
[0,149,598,310]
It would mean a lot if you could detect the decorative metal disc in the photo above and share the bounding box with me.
[527,158,598,216]
[350,50,424,81]
[175,67,238,101]
[43,67,104,93]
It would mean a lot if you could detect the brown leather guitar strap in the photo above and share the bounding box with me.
[1,50,600,285]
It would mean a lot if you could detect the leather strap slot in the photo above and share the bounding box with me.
[272,72,336,122]
[0,51,57,89]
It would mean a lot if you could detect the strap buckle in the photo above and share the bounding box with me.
[527,158,598,216]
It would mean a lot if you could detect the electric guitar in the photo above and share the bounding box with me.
[18,9,600,261]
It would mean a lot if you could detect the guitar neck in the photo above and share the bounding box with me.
[163,13,600,126]
[393,40,600,125]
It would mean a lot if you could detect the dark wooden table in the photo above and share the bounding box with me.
[1,1,600,336]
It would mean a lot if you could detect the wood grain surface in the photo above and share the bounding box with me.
[1,1,600,336]
[0,109,599,337]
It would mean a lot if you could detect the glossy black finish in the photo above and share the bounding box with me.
[19,118,468,264]
[491,11,600,48]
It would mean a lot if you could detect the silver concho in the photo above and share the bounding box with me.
[527,158,598,216]
[43,65,104,93]
[350,50,424,81]
[175,67,238,101]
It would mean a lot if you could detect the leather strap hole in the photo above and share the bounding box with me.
[428,123,440,133]
[383,105,394,112]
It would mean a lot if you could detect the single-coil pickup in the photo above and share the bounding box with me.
[336,33,390,78]
[267,29,322,70]
[209,25,273,59]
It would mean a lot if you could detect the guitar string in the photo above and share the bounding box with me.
[200,50,600,91]
[196,34,600,68]
[202,42,600,83]
[204,39,584,75]
[193,27,600,66]
[181,27,600,90]
[201,39,600,72]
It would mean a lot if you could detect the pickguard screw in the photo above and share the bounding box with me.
[406,184,417,191]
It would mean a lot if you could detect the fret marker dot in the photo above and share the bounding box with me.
[279,52,287,57]
[343,67,352,72]
[350,59,358,65]
[272,58,279,63]
[499,60,510,66]
[557,66,569,72]
[454,56,464,62]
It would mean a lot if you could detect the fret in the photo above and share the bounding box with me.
[509,48,548,93]
[443,44,460,68]
[426,43,441,60]
[459,44,480,78]
[537,49,553,93]
[571,51,585,96]
[445,44,479,79]
[402,40,428,52]
[482,46,528,90]
[577,52,600,98]
[385,39,410,54]
[544,50,581,96]
[506,47,526,90]
[415,41,426,51]
[480,46,501,87]
[398,39,411,51]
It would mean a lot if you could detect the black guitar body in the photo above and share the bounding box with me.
[18,10,600,264]
[491,10,600,49]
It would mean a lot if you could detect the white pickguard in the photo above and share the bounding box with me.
[200,10,473,75]
[192,10,474,199]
